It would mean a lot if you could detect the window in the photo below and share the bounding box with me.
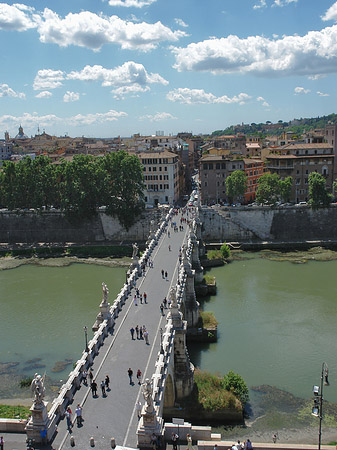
[209,163,213,169]
[164,167,167,171]
[153,167,157,171]
[296,170,299,174]
[204,181,208,186]
[159,167,162,171]
[149,167,151,172]
[221,163,226,169]
[296,178,301,185]
[159,175,162,180]
[216,163,220,169]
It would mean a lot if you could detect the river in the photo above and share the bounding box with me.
[1,255,337,442]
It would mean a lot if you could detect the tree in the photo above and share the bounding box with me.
[223,370,249,405]
[226,170,247,204]
[279,176,293,203]
[220,243,231,259]
[256,173,281,205]
[333,180,337,199]
[100,151,144,229]
[308,172,332,208]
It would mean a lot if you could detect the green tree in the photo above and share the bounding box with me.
[220,243,231,259]
[256,173,280,205]
[226,170,247,204]
[333,180,337,199]
[308,172,332,208]
[223,370,249,405]
[100,151,144,229]
[279,176,293,203]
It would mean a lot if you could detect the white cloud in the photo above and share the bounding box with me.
[35,90,52,99]
[108,0,157,7]
[253,0,267,10]
[172,25,337,77]
[257,96,270,107]
[174,18,188,28]
[63,91,80,102]
[308,74,326,80]
[317,91,329,97]
[67,62,168,87]
[166,88,251,105]
[33,69,64,90]
[111,85,150,99]
[139,112,177,122]
[294,86,310,95]
[35,8,186,52]
[0,3,37,31]
[0,83,25,98]
[322,2,337,21]
[0,110,127,131]
[273,0,298,6]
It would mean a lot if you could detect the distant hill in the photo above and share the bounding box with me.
[212,113,337,137]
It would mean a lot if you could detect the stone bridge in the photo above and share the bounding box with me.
[25,195,206,449]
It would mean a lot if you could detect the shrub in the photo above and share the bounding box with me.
[223,370,249,405]
[207,250,222,260]
[19,377,33,388]
[220,243,231,259]
[194,369,238,411]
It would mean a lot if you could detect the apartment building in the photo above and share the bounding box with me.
[138,150,180,206]
[244,159,264,203]
[265,143,334,202]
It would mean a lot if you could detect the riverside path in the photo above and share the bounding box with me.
[53,208,192,450]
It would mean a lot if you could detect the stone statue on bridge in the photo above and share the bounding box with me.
[142,378,154,413]
[132,242,139,259]
[102,282,109,303]
[168,286,177,308]
[31,373,45,406]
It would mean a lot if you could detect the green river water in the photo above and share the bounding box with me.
[1,255,337,442]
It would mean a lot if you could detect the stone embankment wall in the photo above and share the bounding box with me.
[200,205,337,242]
[0,210,159,244]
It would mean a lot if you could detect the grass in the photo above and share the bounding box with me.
[200,311,218,329]
[207,250,222,260]
[194,369,240,411]
[203,274,216,285]
[0,404,31,420]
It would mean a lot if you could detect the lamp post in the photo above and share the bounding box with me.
[83,326,88,353]
[160,327,164,354]
[312,362,329,450]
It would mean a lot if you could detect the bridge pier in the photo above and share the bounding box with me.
[183,252,200,329]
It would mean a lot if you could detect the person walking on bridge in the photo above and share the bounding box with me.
[128,368,133,385]
[130,327,135,340]
[137,369,142,385]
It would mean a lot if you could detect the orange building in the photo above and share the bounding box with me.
[243,158,264,203]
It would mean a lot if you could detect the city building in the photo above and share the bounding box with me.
[265,142,334,202]
[244,158,264,203]
[138,150,180,206]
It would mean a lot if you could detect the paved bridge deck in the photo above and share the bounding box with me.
[53,209,191,449]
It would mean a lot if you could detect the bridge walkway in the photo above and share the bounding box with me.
[54,209,192,450]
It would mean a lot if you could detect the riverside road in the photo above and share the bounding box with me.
[52,209,191,450]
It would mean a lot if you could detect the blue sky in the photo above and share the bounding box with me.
[1,0,337,138]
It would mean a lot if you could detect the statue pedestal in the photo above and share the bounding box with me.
[25,401,50,444]
[131,256,140,271]
[137,408,163,449]
[92,299,111,331]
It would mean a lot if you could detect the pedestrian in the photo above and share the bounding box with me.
[272,434,278,444]
[136,288,140,297]
[160,304,164,316]
[91,380,97,397]
[101,380,106,396]
[151,433,157,450]
[165,271,168,279]
[161,269,164,278]
[140,327,143,339]
[246,439,253,450]
[0,436,4,450]
[236,441,243,450]
[187,434,194,450]
[65,407,72,430]
[82,369,87,385]
[128,368,133,384]
[163,297,167,308]
[136,401,142,419]
[167,297,171,308]
[140,294,143,304]
[168,231,170,238]
[137,368,142,385]
[75,404,82,426]
[171,432,178,450]
[130,327,135,340]
[136,325,140,339]
[88,368,93,383]
[144,292,147,303]
[168,245,171,251]
[134,295,138,306]
[144,330,149,345]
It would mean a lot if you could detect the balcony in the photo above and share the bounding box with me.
[267,164,294,170]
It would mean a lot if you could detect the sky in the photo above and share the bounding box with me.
[1,0,337,138]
